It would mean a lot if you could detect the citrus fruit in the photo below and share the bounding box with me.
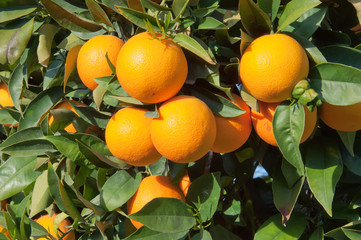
[77,35,124,90]
[0,224,10,239]
[48,100,86,133]
[150,95,216,163]
[179,171,191,196]
[116,32,187,103]
[0,82,14,107]
[320,102,361,132]
[211,93,252,153]
[239,34,309,102]
[105,107,161,166]
[251,102,317,146]
[127,175,185,229]
[36,214,75,240]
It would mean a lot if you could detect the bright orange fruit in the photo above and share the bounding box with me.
[36,214,75,240]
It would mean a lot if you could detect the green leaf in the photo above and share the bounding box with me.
[272,167,304,225]
[309,63,361,105]
[47,163,67,213]
[254,212,307,240]
[191,230,212,240]
[29,170,53,218]
[186,172,221,222]
[338,131,355,157]
[8,64,24,114]
[305,138,343,217]
[0,156,39,201]
[18,86,67,130]
[209,225,242,240]
[0,18,34,65]
[342,139,361,177]
[115,6,163,31]
[0,5,37,23]
[0,108,19,126]
[188,87,245,117]
[290,34,326,65]
[37,24,58,67]
[100,170,141,211]
[198,17,228,30]
[69,101,111,128]
[320,45,361,70]
[86,0,113,27]
[271,0,281,22]
[129,198,195,233]
[125,226,188,240]
[141,0,171,11]
[277,0,322,32]
[238,0,271,38]
[173,33,216,65]
[74,189,105,216]
[172,0,190,22]
[309,227,324,240]
[273,102,305,174]
[58,180,84,222]
[40,0,102,32]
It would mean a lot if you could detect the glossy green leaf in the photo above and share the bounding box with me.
[272,0,281,22]
[69,102,111,128]
[305,138,343,216]
[173,33,216,65]
[186,172,221,222]
[86,0,113,27]
[198,17,228,30]
[277,0,321,32]
[309,63,361,105]
[188,87,245,117]
[141,0,171,11]
[320,45,361,70]
[290,33,326,64]
[8,64,24,114]
[310,227,324,240]
[254,212,307,240]
[115,6,163,31]
[238,0,271,38]
[37,24,58,67]
[58,180,84,222]
[40,0,102,32]
[126,226,188,240]
[0,18,34,65]
[18,86,67,130]
[191,230,212,240]
[338,131,355,156]
[209,225,242,240]
[129,198,195,233]
[0,156,39,201]
[100,170,141,211]
[57,33,84,51]
[74,189,105,216]
[29,171,52,218]
[47,163,67,213]
[0,5,37,23]
[273,167,304,225]
[0,108,19,126]
[273,102,305,174]
[173,0,190,21]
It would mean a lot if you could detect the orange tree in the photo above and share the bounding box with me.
[0,0,361,239]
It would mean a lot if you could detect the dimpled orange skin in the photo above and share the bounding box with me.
[127,175,185,229]
[77,35,124,90]
[36,214,75,240]
[116,32,188,103]
[48,100,86,133]
[105,107,161,166]
[240,34,309,103]
[320,102,361,132]
[150,95,216,163]
[211,94,252,153]
[251,102,317,146]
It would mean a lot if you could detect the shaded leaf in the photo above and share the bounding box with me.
[209,225,242,240]
[8,64,24,114]
[320,45,361,70]
[37,24,59,67]
[0,5,37,23]
[198,17,228,30]
[29,170,53,218]
[338,131,355,157]
[126,226,188,240]
[47,163,67,213]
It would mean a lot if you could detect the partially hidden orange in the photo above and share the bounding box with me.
[251,102,317,146]
[150,95,216,163]
[116,32,187,103]
[0,224,10,239]
[105,107,161,166]
[240,34,309,103]
[127,175,185,229]
[0,82,14,107]
[320,102,361,132]
[211,93,252,153]
[179,172,191,196]
[35,214,75,240]
[77,35,124,90]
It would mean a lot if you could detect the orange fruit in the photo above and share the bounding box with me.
[35,214,75,240]
[320,102,361,132]
[179,172,191,196]
[0,82,14,107]
[116,32,187,103]
[105,107,161,166]
[0,224,10,239]
[48,100,86,133]
[150,95,216,163]
[251,102,317,146]
[127,175,185,229]
[239,34,309,103]
[77,35,124,90]
[211,94,252,153]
